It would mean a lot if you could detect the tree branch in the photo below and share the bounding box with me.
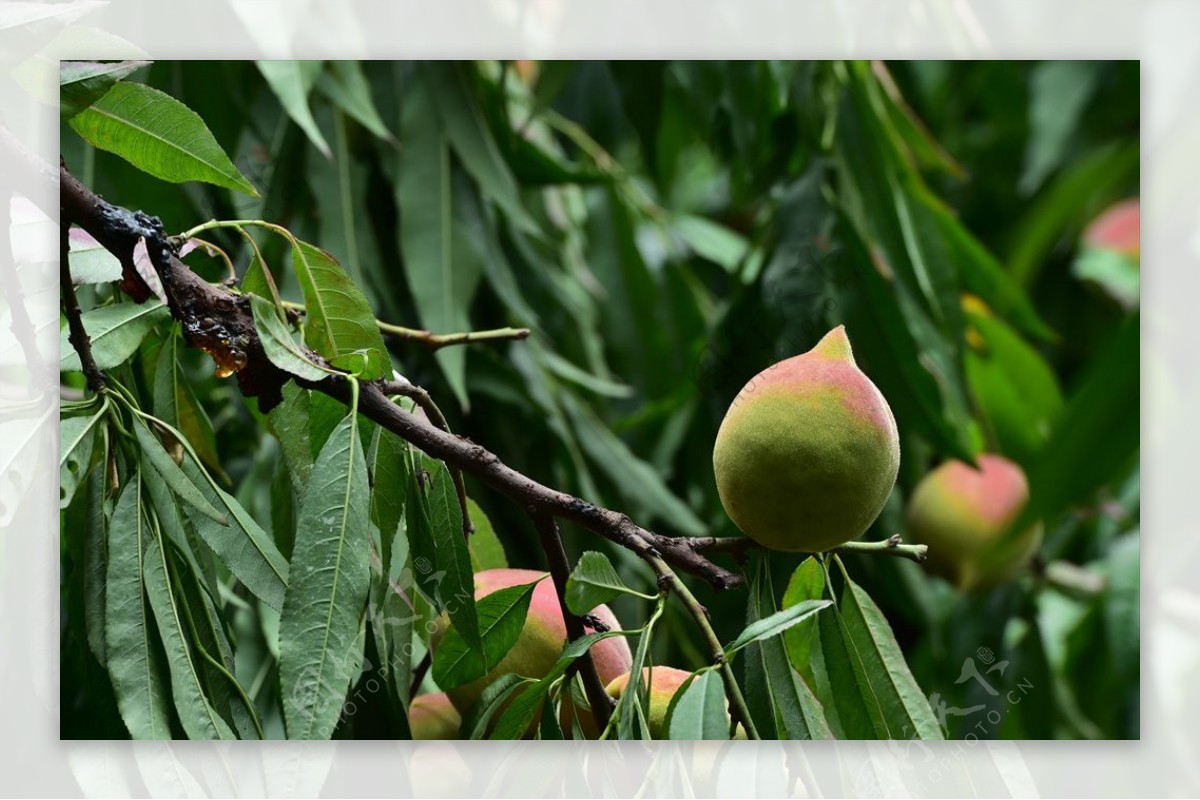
[57,164,745,595]
[58,216,106,393]
[530,512,613,733]
[379,376,473,538]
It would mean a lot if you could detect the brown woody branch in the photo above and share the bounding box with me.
[57,164,745,594]
[530,512,613,732]
[58,214,106,393]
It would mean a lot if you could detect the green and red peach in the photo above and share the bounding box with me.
[408,692,461,740]
[712,326,900,553]
[1084,198,1140,261]
[906,454,1043,591]
[605,666,699,739]
[432,568,632,719]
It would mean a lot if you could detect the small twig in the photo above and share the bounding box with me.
[183,235,237,283]
[409,651,431,699]
[376,321,531,352]
[379,377,474,538]
[686,534,929,565]
[645,553,759,740]
[280,300,529,352]
[59,217,106,393]
[1039,559,1107,600]
[836,535,928,563]
[531,512,613,733]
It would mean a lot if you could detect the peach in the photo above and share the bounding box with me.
[433,569,632,721]
[1084,198,1139,261]
[408,692,461,740]
[605,666,696,739]
[712,326,900,553]
[906,454,1043,591]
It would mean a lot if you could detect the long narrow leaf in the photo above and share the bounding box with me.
[279,411,372,739]
[104,476,171,739]
[69,82,257,195]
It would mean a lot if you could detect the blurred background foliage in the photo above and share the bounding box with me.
[61,60,1139,739]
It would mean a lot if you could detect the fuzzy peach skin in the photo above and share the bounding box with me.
[432,569,632,718]
[712,326,900,553]
[906,454,1043,591]
[605,666,699,739]
[1084,198,1140,260]
[408,692,461,740]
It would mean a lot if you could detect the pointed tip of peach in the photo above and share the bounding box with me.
[810,325,856,364]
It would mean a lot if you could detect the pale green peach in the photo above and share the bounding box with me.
[408,692,461,740]
[605,666,696,739]
[906,454,1043,591]
[712,326,900,553]
[433,568,632,717]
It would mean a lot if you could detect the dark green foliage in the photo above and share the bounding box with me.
[59,60,1138,740]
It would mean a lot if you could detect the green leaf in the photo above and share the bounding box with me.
[290,238,389,380]
[83,460,109,668]
[1011,313,1139,538]
[742,559,833,740]
[368,427,411,568]
[461,674,532,739]
[1021,61,1101,195]
[279,411,372,739]
[538,347,633,399]
[466,497,507,572]
[490,629,634,740]
[256,60,331,158]
[142,508,237,739]
[616,601,662,741]
[316,60,395,142]
[926,197,1056,342]
[69,82,258,195]
[59,406,103,508]
[964,305,1064,465]
[269,382,314,494]
[421,459,481,652]
[565,551,645,616]
[67,228,123,285]
[432,578,541,689]
[152,329,221,475]
[1009,142,1139,288]
[180,454,290,613]
[422,62,537,234]
[560,391,707,536]
[1072,247,1140,311]
[131,414,226,526]
[249,294,337,382]
[833,209,975,461]
[396,78,484,408]
[104,476,171,739]
[60,60,152,119]
[674,214,749,274]
[834,558,944,740]
[724,599,831,657]
[782,558,825,687]
[60,300,170,372]
[666,670,729,740]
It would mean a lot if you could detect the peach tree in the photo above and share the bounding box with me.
[55,60,1139,740]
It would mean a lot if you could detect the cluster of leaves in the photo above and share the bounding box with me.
[60,59,1138,740]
